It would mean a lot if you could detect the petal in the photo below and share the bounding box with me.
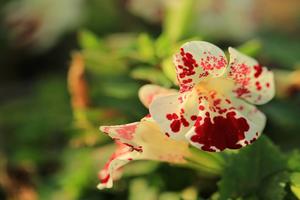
[100,122,143,152]
[149,91,199,140]
[138,84,177,108]
[97,143,140,189]
[185,91,266,152]
[137,118,190,163]
[174,41,228,93]
[226,47,275,105]
[98,118,190,189]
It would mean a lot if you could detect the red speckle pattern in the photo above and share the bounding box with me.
[200,51,227,71]
[115,124,137,140]
[166,109,189,133]
[174,44,227,93]
[254,65,263,78]
[190,111,249,152]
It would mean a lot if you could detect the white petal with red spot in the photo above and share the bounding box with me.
[97,143,140,189]
[174,41,228,93]
[226,47,275,105]
[98,117,190,189]
[138,84,177,108]
[100,122,142,152]
[185,91,266,152]
[149,92,199,140]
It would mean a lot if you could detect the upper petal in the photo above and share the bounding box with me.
[225,47,275,105]
[174,41,228,93]
[138,84,177,108]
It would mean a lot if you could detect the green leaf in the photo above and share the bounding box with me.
[288,151,300,172]
[290,172,300,199]
[130,67,172,87]
[159,192,180,200]
[78,30,103,50]
[259,171,289,200]
[123,161,159,177]
[237,39,262,57]
[218,136,287,200]
[155,34,173,59]
[129,178,158,200]
[163,0,196,42]
[137,33,156,63]
[161,58,177,84]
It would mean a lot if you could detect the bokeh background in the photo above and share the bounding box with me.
[0,0,300,199]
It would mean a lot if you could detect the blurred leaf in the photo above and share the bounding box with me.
[129,178,158,200]
[288,151,300,172]
[218,136,287,200]
[137,33,156,63]
[163,0,196,42]
[237,39,262,57]
[162,58,177,84]
[261,33,300,68]
[155,34,173,59]
[259,171,289,200]
[159,192,180,200]
[181,187,198,200]
[0,77,72,165]
[123,161,159,177]
[130,67,172,87]
[290,172,300,199]
[100,81,140,99]
[79,30,103,50]
[83,50,128,75]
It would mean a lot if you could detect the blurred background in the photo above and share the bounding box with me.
[0,0,300,199]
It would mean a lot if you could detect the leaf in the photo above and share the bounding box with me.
[290,172,300,199]
[259,171,289,200]
[161,58,178,84]
[123,161,159,177]
[130,67,172,87]
[137,33,156,63]
[163,0,197,42]
[129,178,158,200]
[159,192,180,200]
[237,39,262,57]
[288,151,300,172]
[218,136,288,200]
[78,30,103,50]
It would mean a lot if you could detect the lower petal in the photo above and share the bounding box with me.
[97,143,141,189]
[185,93,266,152]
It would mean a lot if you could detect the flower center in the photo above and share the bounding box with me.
[196,77,234,95]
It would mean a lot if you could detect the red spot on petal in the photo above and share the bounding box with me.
[199,105,205,110]
[191,115,197,121]
[190,111,249,151]
[166,114,173,120]
[116,124,137,140]
[254,65,263,78]
[170,120,181,133]
[100,174,110,184]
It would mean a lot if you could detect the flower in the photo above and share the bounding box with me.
[98,41,275,189]
[149,41,275,152]
[98,84,191,189]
